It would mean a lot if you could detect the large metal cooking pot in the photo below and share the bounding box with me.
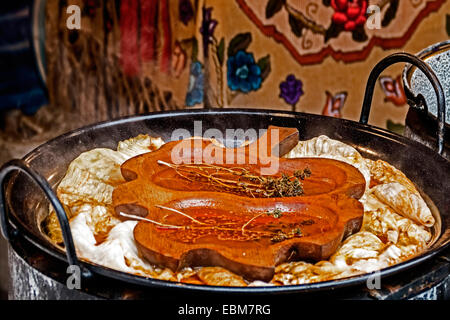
[403,40,450,160]
[0,53,449,297]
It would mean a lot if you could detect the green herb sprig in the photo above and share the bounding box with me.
[157,160,311,198]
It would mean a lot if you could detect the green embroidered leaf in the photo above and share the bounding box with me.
[228,32,252,57]
[386,120,405,135]
[446,14,450,36]
[352,25,368,42]
[217,37,225,66]
[265,0,285,19]
[382,0,399,27]
[324,22,343,42]
[192,37,199,62]
[288,13,304,37]
[257,55,271,81]
[322,0,331,6]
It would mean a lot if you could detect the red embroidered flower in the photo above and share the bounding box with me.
[331,0,367,31]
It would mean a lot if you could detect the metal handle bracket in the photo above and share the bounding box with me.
[359,52,446,155]
[0,159,93,280]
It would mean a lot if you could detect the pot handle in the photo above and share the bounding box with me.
[359,52,446,155]
[0,159,92,278]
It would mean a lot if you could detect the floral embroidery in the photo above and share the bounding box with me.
[179,0,194,26]
[261,0,406,46]
[379,75,406,106]
[321,91,347,118]
[185,61,204,106]
[331,0,367,32]
[188,7,271,105]
[227,50,262,93]
[279,74,303,111]
[225,33,271,99]
[200,7,218,57]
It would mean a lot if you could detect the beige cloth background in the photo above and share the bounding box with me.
[45,0,450,128]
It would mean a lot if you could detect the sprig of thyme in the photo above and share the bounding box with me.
[157,160,311,198]
[271,227,304,243]
[266,208,282,218]
[123,205,311,244]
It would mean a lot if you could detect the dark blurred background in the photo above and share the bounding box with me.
[0,1,47,117]
[0,1,48,299]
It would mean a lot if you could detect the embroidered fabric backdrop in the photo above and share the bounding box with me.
[45,0,450,130]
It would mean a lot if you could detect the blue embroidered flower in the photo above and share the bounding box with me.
[185,61,204,106]
[227,50,262,93]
